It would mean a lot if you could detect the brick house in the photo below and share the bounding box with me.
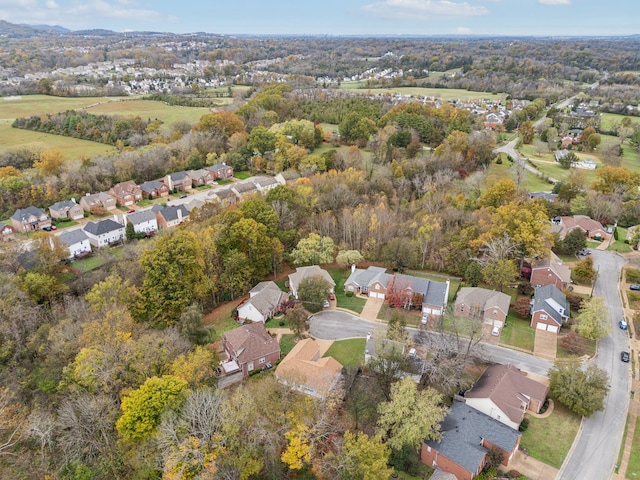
[553,215,608,241]
[80,192,117,214]
[222,323,280,377]
[421,402,521,480]
[139,180,170,199]
[11,206,51,232]
[344,265,393,299]
[187,169,215,187]
[530,285,570,334]
[164,171,192,192]
[387,274,449,319]
[206,188,238,207]
[454,287,511,328]
[530,251,571,290]
[206,162,234,180]
[152,204,189,229]
[109,181,143,207]
[49,199,84,221]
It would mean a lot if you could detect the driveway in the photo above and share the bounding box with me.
[533,330,557,360]
[360,296,384,321]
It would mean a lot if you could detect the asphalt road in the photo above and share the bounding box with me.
[558,250,630,480]
[308,311,553,376]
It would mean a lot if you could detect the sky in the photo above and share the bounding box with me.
[0,0,638,37]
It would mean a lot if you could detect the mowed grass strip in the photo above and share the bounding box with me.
[322,338,366,367]
[0,94,111,119]
[521,400,581,468]
[626,416,640,479]
[88,99,209,127]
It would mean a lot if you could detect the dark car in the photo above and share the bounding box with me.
[42,226,51,231]
[179,194,188,199]
[578,249,591,256]
[631,284,640,291]
[621,351,630,363]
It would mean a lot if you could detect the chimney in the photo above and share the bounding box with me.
[71,197,76,203]
[177,207,182,221]
[351,264,356,273]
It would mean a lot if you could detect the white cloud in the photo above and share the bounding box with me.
[538,0,571,5]
[455,26,472,34]
[362,0,489,20]
[45,0,59,9]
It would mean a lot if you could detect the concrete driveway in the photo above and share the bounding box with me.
[360,296,384,321]
[533,330,557,360]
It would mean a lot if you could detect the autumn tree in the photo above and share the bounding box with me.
[290,233,335,266]
[386,310,409,343]
[572,255,596,284]
[591,166,640,195]
[479,179,518,208]
[513,297,532,318]
[376,378,445,453]
[33,149,64,177]
[481,259,517,292]
[549,361,609,417]
[324,431,392,480]
[336,250,365,270]
[297,276,331,313]
[519,121,535,144]
[561,331,588,355]
[575,296,610,341]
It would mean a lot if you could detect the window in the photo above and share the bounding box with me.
[540,314,548,320]
[259,357,265,364]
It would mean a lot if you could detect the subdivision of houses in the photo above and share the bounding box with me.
[344,265,393,299]
[529,251,571,290]
[275,338,343,399]
[109,180,143,206]
[454,287,511,328]
[237,281,288,323]
[463,364,549,430]
[80,192,117,214]
[221,322,280,377]
[11,206,51,232]
[288,265,336,300]
[83,218,126,247]
[530,285,570,334]
[387,273,449,319]
[58,229,92,259]
[48,199,84,221]
[421,401,522,480]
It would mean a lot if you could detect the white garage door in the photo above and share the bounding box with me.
[536,323,547,331]
[423,307,433,314]
[547,325,559,333]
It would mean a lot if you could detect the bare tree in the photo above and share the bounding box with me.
[24,408,55,471]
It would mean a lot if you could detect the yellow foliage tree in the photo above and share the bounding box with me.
[281,422,311,470]
[34,149,64,177]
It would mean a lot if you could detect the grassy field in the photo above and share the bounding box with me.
[328,268,367,314]
[203,300,242,339]
[521,400,581,468]
[600,113,640,132]
[88,98,209,128]
[486,155,554,193]
[0,94,111,118]
[322,338,366,367]
[377,303,422,326]
[500,314,535,351]
[279,334,297,356]
[626,416,640,478]
[339,84,507,102]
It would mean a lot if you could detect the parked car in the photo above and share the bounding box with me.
[491,325,501,336]
[50,225,57,230]
[329,293,336,301]
[179,194,188,199]
[578,249,591,256]
[408,347,417,358]
[42,226,51,231]
[621,351,630,363]
[631,284,640,291]
[127,209,136,214]
[421,313,428,325]
[323,300,330,309]
[620,319,628,330]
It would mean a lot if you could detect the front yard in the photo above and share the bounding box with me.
[322,338,366,367]
[500,314,535,352]
[328,268,367,314]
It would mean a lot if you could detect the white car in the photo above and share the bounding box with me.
[491,325,501,336]
[421,313,428,324]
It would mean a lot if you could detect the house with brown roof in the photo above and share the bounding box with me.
[206,188,238,207]
[288,265,335,300]
[553,215,608,241]
[0,222,15,241]
[237,281,288,323]
[80,192,117,214]
[109,181,142,207]
[222,322,280,377]
[530,251,571,290]
[454,287,511,328]
[187,169,215,187]
[464,364,549,430]
[275,338,343,399]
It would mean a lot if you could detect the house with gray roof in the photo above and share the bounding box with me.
[80,192,116,214]
[59,229,91,259]
[187,168,215,186]
[207,188,238,206]
[344,265,393,299]
[454,287,511,328]
[139,180,169,199]
[49,199,84,220]
[206,162,234,180]
[388,273,449,319]
[421,401,521,480]
[11,206,51,232]
[83,218,125,247]
[464,364,549,430]
[237,281,288,323]
[126,210,158,234]
[252,176,279,192]
[288,265,335,300]
[231,181,258,197]
[164,171,192,192]
[530,284,570,334]
[155,205,189,229]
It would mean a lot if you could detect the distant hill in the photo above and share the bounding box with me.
[23,24,71,33]
[71,29,118,37]
[0,20,41,36]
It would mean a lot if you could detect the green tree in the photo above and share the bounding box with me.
[85,273,133,312]
[549,361,609,417]
[575,296,610,341]
[560,228,587,255]
[376,378,445,452]
[286,304,308,338]
[116,375,187,441]
[290,233,335,266]
[339,112,378,146]
[572,256,596,284]
[138,230,208,326]
[336,250,365,270]
[465,262,482,287]
[248,125,277,154]
[125,221,136,241]
[386,310,408,343]
[558,151,579,169]
[519,120,535,144]
[332,431,392,480]
[17,272,66,305]
[298,276,331,313]
[481,259,517,292]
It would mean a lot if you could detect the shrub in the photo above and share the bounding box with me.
[496,157,503,164]
[279,320,285,327]
[626,268,640,283]
[519,417,530,432]
[513,297,532,318]
[517,281,534,296]
[346,291,354,297]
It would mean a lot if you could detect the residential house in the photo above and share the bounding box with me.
[231,181,258,198]
[552,215,608,241]
[554,149,570,163]
[83,218,126,247]
[572,158,597,170]
[109,180,143,207]
[454,287,511,328]
[185,198,205,212]
[206,162,234,180]
[275,170,300,185]
[237,281,288,323]
[275,338,343,399]
[11,206,51,232]
[288,265,336,300]
[164,171,192,192]
[364,334,422,383]
[206,188,238,207]
[80,192,117,214]
[153,204,189,229]
[252,176,279,193]
[0,222,15,241]
[187,168,215,187]
[421,401,521,480]
[530,252,571,290]
[528,192,558,202]
[49,199,84,221]
[530,285,570,334]
[222,322,280,377]
[483,112,502,129]
[126,210,158,235]
[139,180,170,199]
[344,265,393,299]
[59,229,92,259]
[464,364,549,430]
[387,274,449,319]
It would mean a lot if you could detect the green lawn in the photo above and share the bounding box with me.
[626,416,640,479]
[617,414,630,475]
[322,338,366,367]
[500,314,535,351]
[377,303,422,327]
[521,400,581,468]
[338,84,507,102]
[70,255,109,273]
[328,268,367,314]
[234,171,252,180]
[280,334,297,356]
[600,113,640,132]
[486,155,554,193]
[88,99,208,130]
[203,300,242,339]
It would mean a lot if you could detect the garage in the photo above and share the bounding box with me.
[547,325,559,333]
[536,323,547,331]
[369,291,385,299]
